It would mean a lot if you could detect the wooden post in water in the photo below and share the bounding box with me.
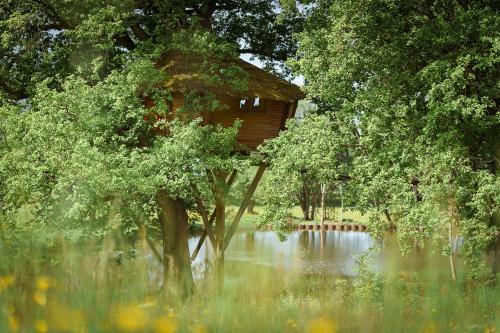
[189,164,267,291]
[213,171,227,289]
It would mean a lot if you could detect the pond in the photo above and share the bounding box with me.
[188,230,459,279]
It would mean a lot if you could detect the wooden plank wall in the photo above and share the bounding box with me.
[169,93,289,151]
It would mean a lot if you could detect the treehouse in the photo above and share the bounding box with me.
[143,53,305,267]
[146,52,305,151]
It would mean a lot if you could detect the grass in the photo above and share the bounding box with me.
[0,204,497,333]
[0,236,499,333]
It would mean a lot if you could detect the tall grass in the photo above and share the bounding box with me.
[0,235,498,333]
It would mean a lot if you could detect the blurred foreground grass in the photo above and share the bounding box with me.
[0,237,499,333]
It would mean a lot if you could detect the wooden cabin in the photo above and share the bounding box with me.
[147,52,305,152]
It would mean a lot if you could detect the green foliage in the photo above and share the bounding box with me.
[258,113,342,238]
[0,0,304,101]
[0,0,299,244]
[261,0,500,275]
[0,51,246,241]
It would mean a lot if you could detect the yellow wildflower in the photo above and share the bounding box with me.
[0,275,15,292]
[34,319,48,333]
[484,325,496,333]
[47,302,86,332]
[115,305,149,332]
[308,317,337,333]
[36,276,53,291]
[7,315,20,332]
[154,316,178,333]
[33,291,47,306]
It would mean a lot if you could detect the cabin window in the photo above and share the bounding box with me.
[239,97,264,111]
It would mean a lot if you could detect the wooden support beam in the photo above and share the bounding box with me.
[224,163,267,251]
[190,169,238,261]
[190,207,217,261]
[193,190,217,252]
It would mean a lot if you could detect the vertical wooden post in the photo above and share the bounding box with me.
[191,170,237,261]
[213,172,227,288]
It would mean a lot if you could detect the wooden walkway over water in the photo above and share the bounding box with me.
[264,223,368,232]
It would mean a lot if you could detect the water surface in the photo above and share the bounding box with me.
[188,230,457,278]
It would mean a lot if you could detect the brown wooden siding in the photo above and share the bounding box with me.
[148,93,291,151]
[173,94,289,151]
[207,95,286,150]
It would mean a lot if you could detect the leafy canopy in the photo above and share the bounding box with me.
[259,0,500,277]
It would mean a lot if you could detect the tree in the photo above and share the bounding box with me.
[258,113,342,238]
[0,51,249,295]
[283,0,500,278]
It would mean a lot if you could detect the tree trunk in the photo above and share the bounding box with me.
[492,141,500,273]
[156,190,194,298]
[299,184,310,220]
[310,185,318,221]
[384,208,395,230]
[448,221,457,281]
[491,235,500,274]
[448,199,458,281]
[339,183,343,224]
[320,184,327,225]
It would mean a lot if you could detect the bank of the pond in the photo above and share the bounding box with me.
[0,232,498,333]
[0,227,496,333]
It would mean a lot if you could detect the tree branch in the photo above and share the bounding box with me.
[30,0,71,29]
[238,48,287,61]
[0,81,28,101]
[115,34,136,50]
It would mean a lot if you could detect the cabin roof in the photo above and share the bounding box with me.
[158,52,305,102]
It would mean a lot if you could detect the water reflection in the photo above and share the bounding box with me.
[189,230,460,279]
[190,230,376,277]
